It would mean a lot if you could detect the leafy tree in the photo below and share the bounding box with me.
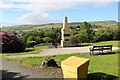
[80,22,93,42]
[93,29,117,42]
[37,31,45,38]
[26,41,36,48]
[43,37,53,43]
[70,31,79,36]
[27,35,35,41]
[35,37,43,44]
[12,30,17,35]
[20,33,31,43]
[70,33,89,45]
[70,34,80,46]
[113,30,120,40]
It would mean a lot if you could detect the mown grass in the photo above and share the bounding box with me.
[9,49,119,77]
[93,41,119,47]
[81,43,93,46]
[34,46,48,50]
[81,41,119,47]
[1,46,48,56]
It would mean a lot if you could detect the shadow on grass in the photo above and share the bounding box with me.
[80,44,91,47]
[23,49,35,52]
[1,49,35,54]
[95,52,117,56]
[87,72,119,80]
[1,70,29,80]
[70,44,91,47]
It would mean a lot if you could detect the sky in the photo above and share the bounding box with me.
[0,0,119,27]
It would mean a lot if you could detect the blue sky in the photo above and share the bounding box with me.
[0,0,118,27]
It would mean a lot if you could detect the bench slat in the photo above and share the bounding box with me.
[90,45,112,55]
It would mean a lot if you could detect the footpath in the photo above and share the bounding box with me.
[1,57,54,79]
[7,46,119,58]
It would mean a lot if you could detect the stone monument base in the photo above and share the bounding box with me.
[61,40,70,47]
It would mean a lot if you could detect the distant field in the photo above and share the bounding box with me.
[89,20,118,27]
[2,20,118,31]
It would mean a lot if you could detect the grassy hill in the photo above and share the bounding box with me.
[89,20,117,26]
[1,20,118,32]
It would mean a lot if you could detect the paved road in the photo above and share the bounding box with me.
[0,57,54,79]
[7,46,120,58]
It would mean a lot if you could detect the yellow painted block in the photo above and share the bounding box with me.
[62,70,77,78]
[61,56,90,79]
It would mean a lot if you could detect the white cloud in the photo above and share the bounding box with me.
[0,0,118,26]
[0,2,79,11]
[0,0,118,10]
[20,12,60,24]
[1,0,119,3]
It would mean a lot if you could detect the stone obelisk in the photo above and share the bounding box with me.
[61,17,70,47]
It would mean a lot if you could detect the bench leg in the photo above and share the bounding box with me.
[110,49,112,52]
[92,51,95,55]
[101,50,103,54]
[90,51,91,55]
[90,51,93,55]
[99,50,102,54]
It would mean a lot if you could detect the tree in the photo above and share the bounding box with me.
[12,30,17,35]
[44,31,55,38]
[93,29,117,42]
[79,22,93,42]
[70,33,89,45]
[70,34,80,46]
[27,35,35,41]
[26,41,36,48]
[35,37,43,44]
[43,37,52,43]
[113,30,120,40]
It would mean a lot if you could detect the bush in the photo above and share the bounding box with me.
[0,32,26,53]
[26,41,36,48]
[43,37,53,43]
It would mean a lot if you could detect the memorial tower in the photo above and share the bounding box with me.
[61,17,70,47]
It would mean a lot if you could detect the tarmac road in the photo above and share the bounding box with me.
[0,57,54,79]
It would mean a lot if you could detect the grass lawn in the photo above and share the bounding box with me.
[81,40,119,47]
[8,49,119,79]
[1,46,48,56]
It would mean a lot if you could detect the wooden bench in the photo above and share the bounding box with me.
[89,45,112,55]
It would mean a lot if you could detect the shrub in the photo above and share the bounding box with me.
[43,37,53,43]
[26,41,36,48]
[0,32,26,53]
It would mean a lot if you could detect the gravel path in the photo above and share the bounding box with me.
[1,57,57,79]
[7,46,120,58]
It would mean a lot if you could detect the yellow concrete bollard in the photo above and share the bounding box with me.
[61,56,90,80]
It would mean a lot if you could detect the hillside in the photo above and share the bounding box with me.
[89,20,118,26]
[1,20,118,31]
